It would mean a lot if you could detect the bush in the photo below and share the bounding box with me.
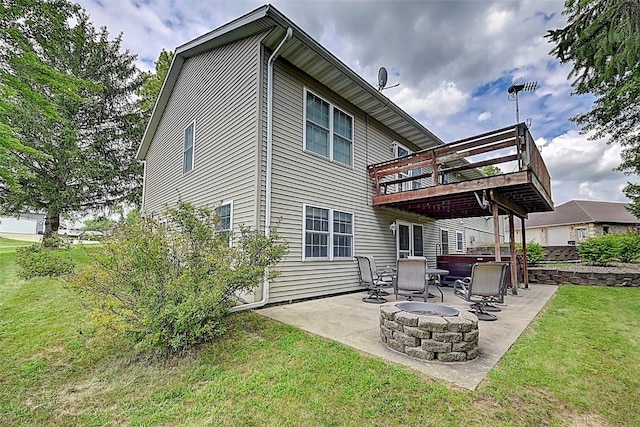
[69,202,287,357]
[578,232,640,265]
[617,233,640,263]
[16,243,75,279]
[516,241,545,265]
[578,234,621,266]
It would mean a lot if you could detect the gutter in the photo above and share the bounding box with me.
[230,27,293,312]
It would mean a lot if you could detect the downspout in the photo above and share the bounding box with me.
[231,27,293,312]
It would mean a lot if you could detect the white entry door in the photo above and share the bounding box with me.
[396,221,424,259]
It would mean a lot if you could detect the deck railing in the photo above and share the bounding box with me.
[368,123,551,199]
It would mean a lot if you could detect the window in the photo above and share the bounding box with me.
[216,202,233,246]
[217,202,232,233]
[576,228,587,242]
[394,142,421,191]
[304,90,353,166]
[304,205,353,260]
[183,121,195,174]
[456,231,464,251]
[440,229,449,255]
[396,222,423,258]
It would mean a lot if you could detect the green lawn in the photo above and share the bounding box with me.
[1,247,638,426]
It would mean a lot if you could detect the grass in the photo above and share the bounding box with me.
[1,246,639,426]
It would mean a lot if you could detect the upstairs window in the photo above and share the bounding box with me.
[304,90,353,167]
[183,121,195,174]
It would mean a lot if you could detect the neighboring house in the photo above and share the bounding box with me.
[137,5,545,305]
[0,213,45,234]
[514,200,638,246]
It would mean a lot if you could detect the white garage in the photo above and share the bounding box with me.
[0,216,38,234]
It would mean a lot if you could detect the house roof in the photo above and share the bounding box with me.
[136,4,453,161]
[515,200,638,229]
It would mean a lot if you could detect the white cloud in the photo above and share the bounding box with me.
[477,112,492,122]
[391,81,469,120]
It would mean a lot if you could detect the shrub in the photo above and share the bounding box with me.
[16,243,75,279]
[516,241,546,265]
[617,232,640,263]
[578,234,620,266]
[578,232,640,265]
[69,202,287,357]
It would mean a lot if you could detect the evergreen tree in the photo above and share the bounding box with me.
[0,0,144,242]
[546,0,640,214]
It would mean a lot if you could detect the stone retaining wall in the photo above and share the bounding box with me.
[379,305,479,362]
[528,268,640,287]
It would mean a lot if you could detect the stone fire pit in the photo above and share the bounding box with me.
[380,302,479,362]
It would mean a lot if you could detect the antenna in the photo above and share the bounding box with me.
[377,66,400,91]
[507,77,537,124]
[378,67,388,91]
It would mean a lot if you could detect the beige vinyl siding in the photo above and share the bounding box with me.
[266,60,436,303]
[142,33,265,231]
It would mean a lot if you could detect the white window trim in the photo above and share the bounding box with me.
[302,203,355,261]
[440,228,450,255]
[395,220,424,259]
[183,120,196,175]
[302,88,354,168]
[456,231,464,252]
[217,200,233,246]
[217,200,233,233]
[393,141,421,191]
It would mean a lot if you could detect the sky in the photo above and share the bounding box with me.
[77,0,634,206]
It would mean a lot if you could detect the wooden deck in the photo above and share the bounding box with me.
[368,124,553,219]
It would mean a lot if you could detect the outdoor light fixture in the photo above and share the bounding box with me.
[507,78,537,124]
[389,222,396,235]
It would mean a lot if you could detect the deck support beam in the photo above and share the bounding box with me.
[492,202,501,262]
[508,213,518,296]
[521,216,529,288]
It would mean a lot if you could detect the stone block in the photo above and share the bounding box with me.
[432,331,463,343]
[380,325,393,339]
[421,339,451,353]
[406,347,435,360]
[452,340,478,352]
[463,330,479,342]
[437,351,467,362]
[387,338,405,353]
[466,347,480,360]
[393,331,420,347]
[383,319,402,331]
[417,315,449,332]
[395,311,419,327]
[403,326,431,339]
[380,304,401,320]
[459,311,479,326]
[445,316,473,333]
[379,333,387,344]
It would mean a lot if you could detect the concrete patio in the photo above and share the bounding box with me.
[259,284,557,390]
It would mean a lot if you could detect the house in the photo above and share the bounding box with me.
[0,213,45,234]
[514,200,638,245]
[137,5,552,306]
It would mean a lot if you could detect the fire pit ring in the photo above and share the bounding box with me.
[380,302,479,362]
[395,301,459,317]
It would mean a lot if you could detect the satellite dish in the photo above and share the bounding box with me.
[377,67,388,91]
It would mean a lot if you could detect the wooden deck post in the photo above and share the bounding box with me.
[508,213,518,296]
[492,202,501,262]
[521,216,529,289]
